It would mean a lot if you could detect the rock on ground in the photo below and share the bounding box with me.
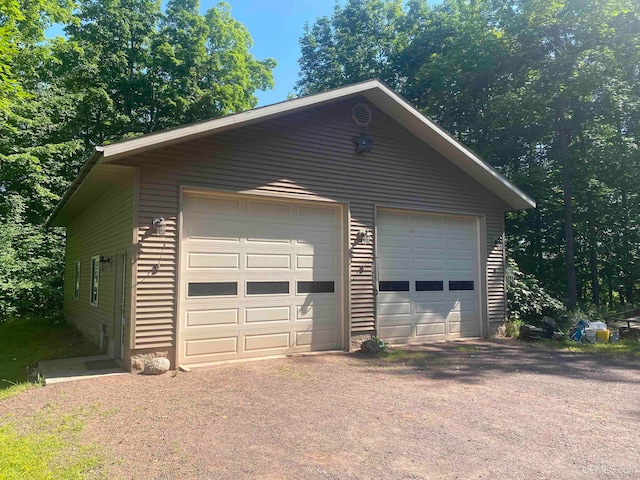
[142,357,170,375]
[360,339,381,353]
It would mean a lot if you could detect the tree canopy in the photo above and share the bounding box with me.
[0,0,275,318]
[1,0,638,319]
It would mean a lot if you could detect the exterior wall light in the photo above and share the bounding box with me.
[357,229,373,245]
[99,255,111,271]
[153,216,167,236]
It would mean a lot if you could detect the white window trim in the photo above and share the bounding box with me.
[74,261,81,300]
[90,255,100,307]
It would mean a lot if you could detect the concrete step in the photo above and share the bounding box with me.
[38,354,128,385]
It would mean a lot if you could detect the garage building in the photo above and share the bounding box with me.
[48,80,535,370]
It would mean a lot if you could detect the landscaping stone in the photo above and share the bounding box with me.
[142,357,170,375]
[130,350,172,371]
[360,339,381,354]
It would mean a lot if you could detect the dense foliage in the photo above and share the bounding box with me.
[2,0,639,320]
[298,0,640,313]
[0,0,275,319]
[506,258,565,322]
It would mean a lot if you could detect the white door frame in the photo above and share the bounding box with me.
[113,251,127,360]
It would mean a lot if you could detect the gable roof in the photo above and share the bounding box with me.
[48,79,535,226]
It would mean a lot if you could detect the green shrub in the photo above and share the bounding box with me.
[504,318,523,337]
[371,335,387,352]
[506,258,565,323]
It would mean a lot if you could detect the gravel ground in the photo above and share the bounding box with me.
[2,338,640,480]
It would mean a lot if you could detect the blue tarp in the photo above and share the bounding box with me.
[571,320,589,342]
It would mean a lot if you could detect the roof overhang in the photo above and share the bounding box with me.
[48,79,535,226]
[48,159,133,227]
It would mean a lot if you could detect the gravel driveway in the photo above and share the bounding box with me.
[2,339,640,479]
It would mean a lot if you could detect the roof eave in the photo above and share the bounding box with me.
[46,147,105,227]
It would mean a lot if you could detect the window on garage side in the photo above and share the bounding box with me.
[90,255,100,306]
[74,261,81,300]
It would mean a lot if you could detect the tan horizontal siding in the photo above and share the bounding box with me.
[64,169,134,352]
[134,172,177,347]
[121,97,510,347]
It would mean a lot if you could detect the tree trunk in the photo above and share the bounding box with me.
[586,190,600,306]
[622,193,634,306]
[619,289,626,307]
[127,35,134,121]
[608,279,613,309]
[556,116,578,310]
[534,211,543,279]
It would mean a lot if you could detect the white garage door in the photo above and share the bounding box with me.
[377,209,481,342]
[178,192,343,366]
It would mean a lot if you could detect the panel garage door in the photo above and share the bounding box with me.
[179,192,343,365]
[377,209,481,342]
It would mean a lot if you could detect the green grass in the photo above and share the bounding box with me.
[0,383,34,401]
[0,407,104,480]
[0,318,99,391]
[529,337,640,355]
[456,345,479,353]
[0,319,107,478]
[0,424,102,480]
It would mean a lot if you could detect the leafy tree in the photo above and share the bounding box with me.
[149,1,275,129]
[0,0,276,319]
[202,3,275,114]
[1,0,79,319]
[0,0,72,108]
[59,0,162,144]
[495,0,640,310]
[297,0,413,95]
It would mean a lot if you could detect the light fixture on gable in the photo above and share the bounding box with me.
[352,131,373,153]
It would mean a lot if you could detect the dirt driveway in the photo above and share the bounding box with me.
[3,339,640,479]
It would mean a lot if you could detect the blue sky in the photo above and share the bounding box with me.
[204,1,344,106]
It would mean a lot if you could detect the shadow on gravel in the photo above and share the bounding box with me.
[350,339,640,385]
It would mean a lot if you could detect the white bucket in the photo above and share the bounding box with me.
[584,329,597,344]
[588,321,607,331]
